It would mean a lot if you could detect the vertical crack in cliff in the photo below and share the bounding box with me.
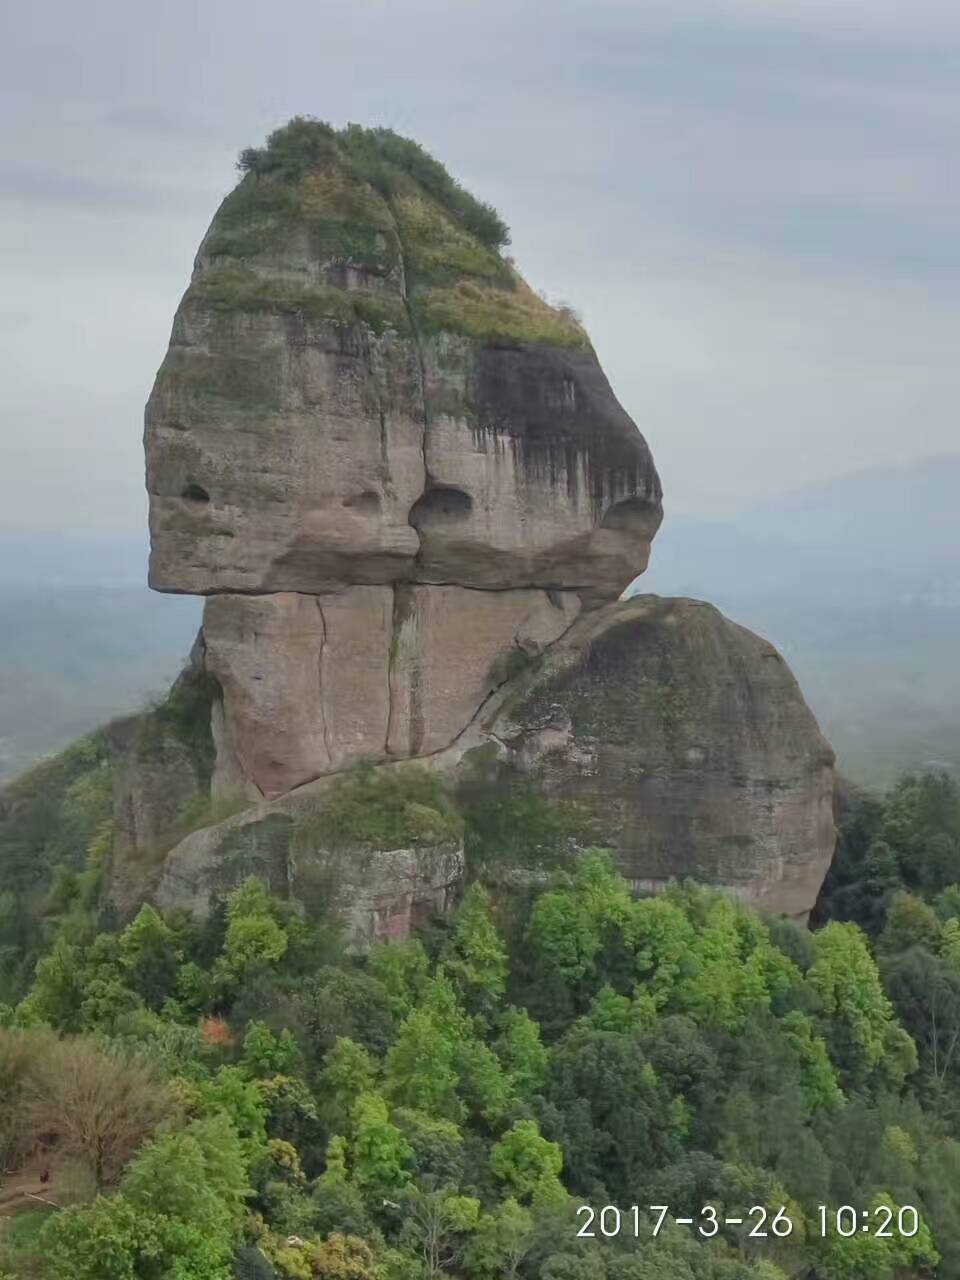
[314,598,333,768]
[384,198,432,567]
[385,585,399,757]
[384,583,423,758]
[378,402,389,478]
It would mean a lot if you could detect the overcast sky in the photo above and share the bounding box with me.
[2,0,958,534]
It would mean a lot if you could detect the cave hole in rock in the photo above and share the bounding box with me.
[342,491,382,514]
[181,484,210,504]
[409,485,473,530]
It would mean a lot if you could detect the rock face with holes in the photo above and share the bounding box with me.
[144,149,662,602]
[144,121,662,797]
[125,121,836,926]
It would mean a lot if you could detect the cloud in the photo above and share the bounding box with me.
[0,0,958,529]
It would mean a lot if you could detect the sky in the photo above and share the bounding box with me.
[1,0,958,534]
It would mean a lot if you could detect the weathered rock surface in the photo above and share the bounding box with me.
[440,595,836,917]
[143,122,663,803]
[202,584,580,798]
[154,768,463,947]
[147,594,834,925]
[145,127,662,602]
[115,122,837,931]
[104,658,221,913]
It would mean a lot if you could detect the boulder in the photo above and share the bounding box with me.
[154,765,463,946]
[439,595,836,918]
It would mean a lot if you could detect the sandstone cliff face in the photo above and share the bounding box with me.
[455,596,837,918]
[146,128,661,603]
[148,595,834,924]
[201,585,580,798]
[144,122,661,797]
[120,120,836,932]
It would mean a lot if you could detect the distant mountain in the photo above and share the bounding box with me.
[0,533,199,779]
[634,456,960,788]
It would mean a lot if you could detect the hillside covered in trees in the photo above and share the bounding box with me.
[2,766,960,1280]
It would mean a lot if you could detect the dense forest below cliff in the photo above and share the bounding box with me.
[2,762,960,1280]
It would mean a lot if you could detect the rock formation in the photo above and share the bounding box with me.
[121,119,835,932]
[144,120,661,802]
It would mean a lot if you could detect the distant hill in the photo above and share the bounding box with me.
[0,533,199,779]
[634,455,960,788]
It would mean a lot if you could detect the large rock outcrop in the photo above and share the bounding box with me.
[144,121,663,798]
[148,595,834,923]
[452,595,836,917]
[119,120,836,931]
[146,125,661,602]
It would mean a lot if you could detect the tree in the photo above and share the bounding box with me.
[490,1119,564,1205]
[38,1193,168,1280]
[399,1186,480,1280]
[383,979,471,1120]
[780,1011,844,1111]
[942,916,960,971]
[306,1233,379,1280]
[199,1066,268,1162]
[494,1007,549,1100]
[38,1114,249,1280]
[217,879,288,983]
[242,1020,298,1078]
[318,1036,377,1133]
[464,1198,535,1279]
[547,1026,685,1201]
[877,891,942,956]
[292,965,395,1057]
[0,1028,49,1187]
[527,853,631,988]
[349,1091,412,1197]
[122,1113,248,1242]
[808,922,904,1083]
[883,946,960,1085]
[367,940,430,1020]
[116,904,181,1009]
[813,1194,937,1279]
[311,1136,374,1240]
[23,1037,173,1190]
[440,885,507,1020]
[393,1109,465,1187]
[15,937,87,1030]
[624,896,695,1010]
[673,894,799,1033]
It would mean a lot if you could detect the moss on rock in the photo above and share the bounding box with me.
[191,117,586,349]
[292,762,462,854]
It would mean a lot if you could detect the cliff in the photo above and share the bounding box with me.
[1,120,835,951]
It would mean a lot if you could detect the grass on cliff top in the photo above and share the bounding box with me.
[202,117,585,348]
[238,117,510,251]
[418,277,590,349]
[205,163,402,275]
[292,762,463,854]
[390,186,512,290]
[190,264,411,336]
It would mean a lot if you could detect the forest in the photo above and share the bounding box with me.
[2,764,960,1280]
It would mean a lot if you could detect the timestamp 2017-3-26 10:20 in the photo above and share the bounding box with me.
[575,1204,921,1241]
